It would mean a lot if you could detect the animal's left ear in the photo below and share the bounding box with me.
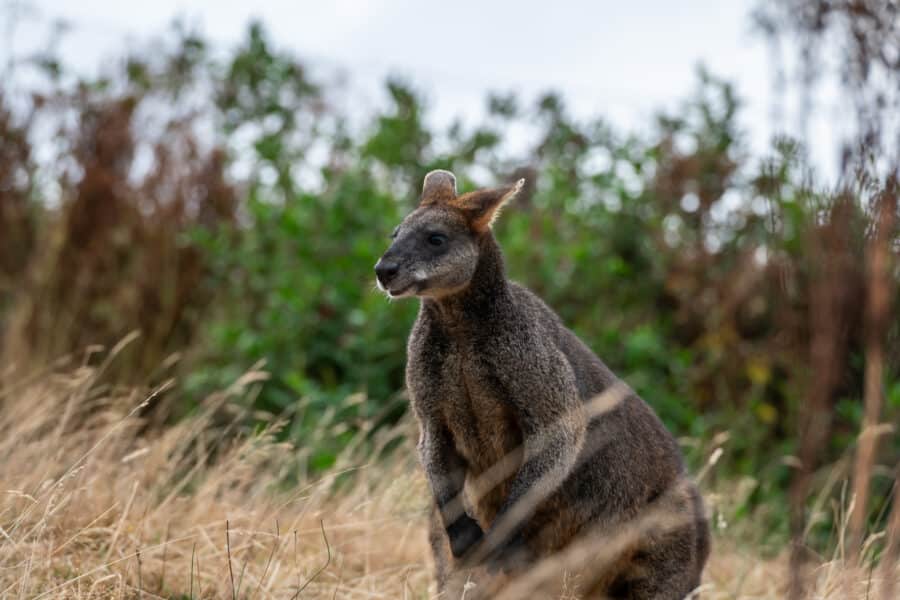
[452,178,525,232]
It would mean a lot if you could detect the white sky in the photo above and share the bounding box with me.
[9,0,845,181]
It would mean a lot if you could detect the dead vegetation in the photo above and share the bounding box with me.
[0,345,895,599]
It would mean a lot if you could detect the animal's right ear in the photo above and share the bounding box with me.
[451,178,525,232]
[420,170,457,206]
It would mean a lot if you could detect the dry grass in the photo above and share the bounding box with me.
[0,355,895,599]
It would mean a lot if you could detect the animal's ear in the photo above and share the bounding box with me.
[451,178,525,232]
[420,170,457,206]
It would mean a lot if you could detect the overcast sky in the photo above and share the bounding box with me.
[9,1,845,180]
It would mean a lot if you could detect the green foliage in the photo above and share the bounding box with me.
[188,171,417,469]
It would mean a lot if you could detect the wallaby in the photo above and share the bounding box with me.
[375,170,710,599]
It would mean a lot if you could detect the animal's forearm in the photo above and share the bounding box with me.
[418,426,484,557]
[487,421,582,547]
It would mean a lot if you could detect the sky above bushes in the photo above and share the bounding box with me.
[11,0,846,181]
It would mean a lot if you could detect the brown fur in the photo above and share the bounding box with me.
[375,171,710,599]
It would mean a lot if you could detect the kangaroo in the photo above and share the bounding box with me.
[375,170,709,599]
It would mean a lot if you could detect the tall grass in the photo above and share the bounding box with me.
[0,347,430,598]
[0,345,895,598]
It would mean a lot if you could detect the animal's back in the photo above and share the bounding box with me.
[504,283,690,543]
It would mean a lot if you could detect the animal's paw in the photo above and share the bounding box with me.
[447,514,484,560]
[483,530,532,574]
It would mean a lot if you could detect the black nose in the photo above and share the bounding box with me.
[375,260,399,284]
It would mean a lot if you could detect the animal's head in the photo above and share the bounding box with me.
[374,170,524,299]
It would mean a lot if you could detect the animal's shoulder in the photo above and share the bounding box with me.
[502,282,576,356]
[507,281,619,391]
[507,282,564,329]
[407,310,445,368]
[478,284,574,380]
[405,317,438,408]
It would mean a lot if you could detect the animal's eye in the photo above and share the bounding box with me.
[390,227,400,239]
[427,233,448,247]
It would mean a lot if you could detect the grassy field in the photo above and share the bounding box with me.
[1,349,895,600]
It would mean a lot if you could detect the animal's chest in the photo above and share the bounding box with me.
[434,348,522,478]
